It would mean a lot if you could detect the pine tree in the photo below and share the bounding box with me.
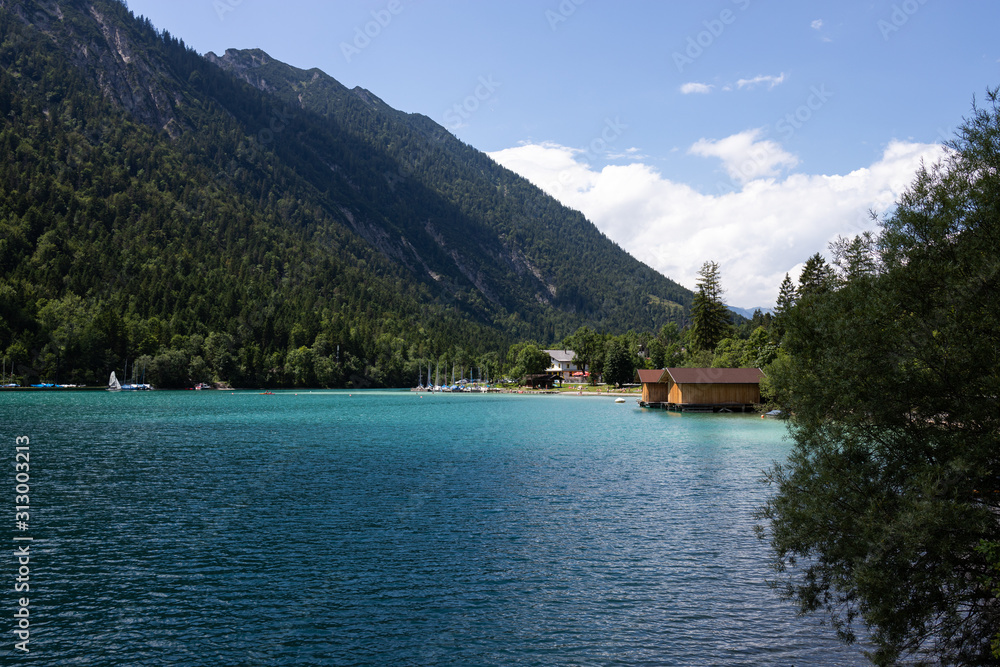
[771,273,796,339]
[691,261,731,353]
[797,253,835,299]
[760,89,1000,666]
[774,273,796,316]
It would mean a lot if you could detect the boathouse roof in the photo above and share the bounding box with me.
[638,368,765,385]
[637,369,667,384]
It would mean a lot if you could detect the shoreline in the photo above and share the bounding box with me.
[0,385,642,396]
[410,386,641,397]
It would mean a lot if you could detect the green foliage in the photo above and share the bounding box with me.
[563,325,604,383]
[507,343,549,380]
[771,273,796,340]
[148,349,188,388]
[691,261,731,352]
[601,336,637,387]
[648,322,685,368]
[646,338,667,368]
[710,337,747,368]
[712,328,775,369]
[976,540,1000,658]
[796,253,835,300]
[830,231,880,281]
[746,326,777,368]
[757,346,789,405]
[759,90,1000,666]
[0,1,695,387]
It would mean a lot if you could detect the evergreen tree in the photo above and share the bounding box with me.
[691,261,731,352]
[774,274,796,318]
[0,2,697,388]
[796,253,835,299]
[771,273,796,339]
[760,90,1000,666]
[831,231,880,281]
[601,336,635,388]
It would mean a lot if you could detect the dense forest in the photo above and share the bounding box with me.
[0,0,697,388]
[758,92,1000,665]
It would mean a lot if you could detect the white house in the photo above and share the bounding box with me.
[543,349,582,382]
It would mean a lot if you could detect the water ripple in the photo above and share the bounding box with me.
[1,391,864,665]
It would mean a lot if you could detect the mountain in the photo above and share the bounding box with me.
[727,305,773,319]
[203,46,693,325]
[0,0,693,387]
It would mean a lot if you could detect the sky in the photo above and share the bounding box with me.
[123,0,1000,308]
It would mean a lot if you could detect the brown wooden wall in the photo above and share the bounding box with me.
[642,382,673,403]
[670,383,760,405]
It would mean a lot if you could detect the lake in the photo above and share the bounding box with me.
[1,390,866,665]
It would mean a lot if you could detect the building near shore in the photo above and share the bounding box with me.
[638,368,764,412]
[543,349,580,382]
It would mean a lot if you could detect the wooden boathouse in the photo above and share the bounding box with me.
[637,367,764,412]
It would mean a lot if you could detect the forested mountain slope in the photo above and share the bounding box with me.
[0,0,692,387]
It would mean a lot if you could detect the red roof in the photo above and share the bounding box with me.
[636,369,667,384]
[637,368,764,384]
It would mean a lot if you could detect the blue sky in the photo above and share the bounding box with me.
[124,0,999,307]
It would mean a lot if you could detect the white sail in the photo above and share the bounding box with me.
[108,371,121,391]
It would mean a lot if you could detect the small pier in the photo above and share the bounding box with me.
[638,401,756,413]
[0,385,106,392]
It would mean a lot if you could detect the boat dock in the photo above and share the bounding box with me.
[638,401,757,413]
[0,386,107,392]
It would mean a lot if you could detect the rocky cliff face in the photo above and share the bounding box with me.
[205,48,277,94]
[4,0,189,135]
[1,0,693,346]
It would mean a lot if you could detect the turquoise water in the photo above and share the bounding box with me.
[1,390,864,665]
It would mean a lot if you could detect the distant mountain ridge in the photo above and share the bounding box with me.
[0,0,694,386]
[727,305,773,319]
[202,45,694,324]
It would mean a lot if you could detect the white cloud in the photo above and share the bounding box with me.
[607,146,648,160]
[680,82,713,94]
[811,19,824,30]
[688,128,799,183]
[736,73,786,90]
[488,139,946,308]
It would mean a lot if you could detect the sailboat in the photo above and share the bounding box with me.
[117,360,152,391]
[2,358,18,388]
[108,371,121,392]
